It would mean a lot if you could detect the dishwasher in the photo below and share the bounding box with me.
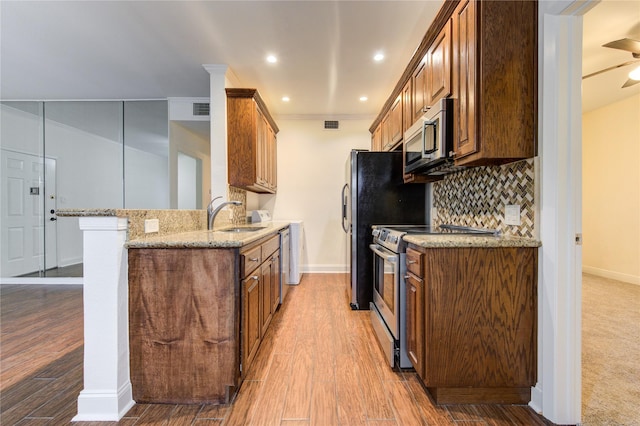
[279,227,290,303]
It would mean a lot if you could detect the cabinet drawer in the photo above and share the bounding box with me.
[406,247,423,277]
[262,235,280,259]
[241,245,262,278]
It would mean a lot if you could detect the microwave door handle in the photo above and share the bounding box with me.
[369,244,398,263]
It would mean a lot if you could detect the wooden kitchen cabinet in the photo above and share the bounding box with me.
[242,234,280,370]
[227,88,279,193]
[242,273,261,374]
[426,19,452,106]
[388,94,403,149]
[412,59,428,123]
[371,123,383,151]
[451,0,537,166]
[408,243,538,404]
[405,247,424,378]
[402,79,413,136]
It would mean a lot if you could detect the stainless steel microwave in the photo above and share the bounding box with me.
[404,97,453,174]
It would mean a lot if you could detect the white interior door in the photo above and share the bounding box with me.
[1,149,45,276]
[44,157,58,270]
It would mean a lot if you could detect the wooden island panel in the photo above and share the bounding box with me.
[128,248,240,404]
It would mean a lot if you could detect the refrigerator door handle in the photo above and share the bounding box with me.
[341,183,349,233]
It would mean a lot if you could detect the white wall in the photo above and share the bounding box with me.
[169,122,211,209]
[259,117,371,272]
[124,146,170,209]
[582,93,640,285]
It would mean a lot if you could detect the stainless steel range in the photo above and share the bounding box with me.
[369,224,498,369]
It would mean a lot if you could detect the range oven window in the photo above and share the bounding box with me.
[370,243,399,337]
[374,257,395,312]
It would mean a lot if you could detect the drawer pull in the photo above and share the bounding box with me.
[251,275,259,281]
[407,260,417,264]
[249,257,259,262]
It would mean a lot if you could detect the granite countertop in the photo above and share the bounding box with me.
[403,234,541,248]
[125,221,291,249]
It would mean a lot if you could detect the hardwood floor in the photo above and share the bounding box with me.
[1,274,552,425]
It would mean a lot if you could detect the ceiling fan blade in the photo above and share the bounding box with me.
[621,78,640,88]
[582,59,640,79]
[603,38,640,56]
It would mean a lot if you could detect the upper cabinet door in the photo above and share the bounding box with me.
[402,79,413,136]
[412,59,428,123]
[426,19,452,106]
[452,0,477,159]
[389,94,403,148]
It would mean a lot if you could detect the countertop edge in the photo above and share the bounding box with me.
[125,222,291,249]
[403,234,542,248]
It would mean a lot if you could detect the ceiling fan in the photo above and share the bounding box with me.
[583,37,640,88]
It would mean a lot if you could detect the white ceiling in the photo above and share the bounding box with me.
[582,0,640,113]
[1,0,638,119]
[0,0,442,118]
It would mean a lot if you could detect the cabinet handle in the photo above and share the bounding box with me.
[249,257,259,262]
[407,260,417,264]
[251,275,259,281]
[404,275,410,280]
[422,106,430,113]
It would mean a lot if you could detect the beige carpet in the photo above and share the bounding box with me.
[582,273,640,425]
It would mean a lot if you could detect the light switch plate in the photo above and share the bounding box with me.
[144,219,160,233]
[504,205,521,226]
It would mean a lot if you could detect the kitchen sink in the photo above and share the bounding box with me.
[219,226,266,233]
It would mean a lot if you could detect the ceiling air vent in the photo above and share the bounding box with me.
[192,102,210,117]
[324,120,339,130]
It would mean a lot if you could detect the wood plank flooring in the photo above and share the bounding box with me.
[1,274,553,425]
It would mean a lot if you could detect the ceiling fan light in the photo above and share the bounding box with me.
[629,66,640,81]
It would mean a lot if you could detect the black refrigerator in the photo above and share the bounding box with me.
[341,149,427,310]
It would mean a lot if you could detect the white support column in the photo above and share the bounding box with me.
[73,216,134,422]
[203,64,230,202]
[535,9,585,425]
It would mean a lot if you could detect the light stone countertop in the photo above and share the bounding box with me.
[403,234,541,248]
[125,221,291,249]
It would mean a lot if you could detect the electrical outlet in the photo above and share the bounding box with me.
[144,219,160,233]
[504,205,521,226]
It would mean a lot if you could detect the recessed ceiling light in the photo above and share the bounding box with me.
[282,96,290,102]
[359,96,368,102]
[266,55,277,64]
[373,52,384,62]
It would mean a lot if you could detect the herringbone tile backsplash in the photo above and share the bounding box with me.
[432,159,536,238]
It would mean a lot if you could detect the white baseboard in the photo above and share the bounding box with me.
[0,277,83,285]
[529,384,543,414]
[582,265,639,286]
[72,382,134,422]
[302,264,348,273]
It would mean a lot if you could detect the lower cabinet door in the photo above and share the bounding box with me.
[260,261,273,337]
[271,252,280,313]
[406,272,424,378]
[242,274,261,374]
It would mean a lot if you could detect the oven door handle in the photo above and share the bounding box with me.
[369,244,398,263]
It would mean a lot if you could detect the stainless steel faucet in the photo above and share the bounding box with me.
[207,196,243,230]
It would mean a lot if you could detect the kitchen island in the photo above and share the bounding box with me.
[126,222,289,405]
[56,208,289,417]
